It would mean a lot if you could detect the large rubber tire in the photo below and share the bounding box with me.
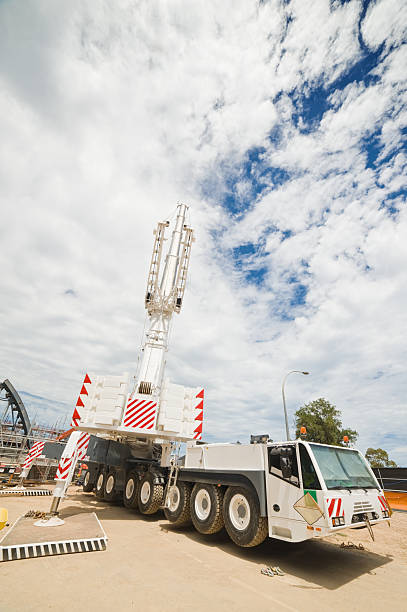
[82,470,94,492]
[164,482,192,526]
[123,471,139,509]
[190,483,224,534]
[95,470,106,500]
[103,469,118,502]
[222,486,268,548]
[137,472,164,515]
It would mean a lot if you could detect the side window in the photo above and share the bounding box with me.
[299,444,322,490]
[268,446,299,487]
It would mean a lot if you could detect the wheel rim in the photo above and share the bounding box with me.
[126,478,135,499]
[168,485,180,512]
[97,473,104,491]
[195,488,211,520]
[106,474,115,494]
[229,494,250,531]
[140,481,151,504]
[84,472,90,486]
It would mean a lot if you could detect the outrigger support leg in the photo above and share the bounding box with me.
[35,431,88,527]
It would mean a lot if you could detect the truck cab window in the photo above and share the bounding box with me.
[299,444,321,490]
[268,446,299,487]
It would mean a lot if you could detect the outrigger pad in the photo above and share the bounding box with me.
[0,512,107,562]
[0,489,52,497]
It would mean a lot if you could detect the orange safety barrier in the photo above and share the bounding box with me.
[384,491,407,512]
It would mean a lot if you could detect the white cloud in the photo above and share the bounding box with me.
[0,0,406,466]
[362,0,407,50]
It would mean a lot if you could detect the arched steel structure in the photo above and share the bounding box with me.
[0,379,32,442]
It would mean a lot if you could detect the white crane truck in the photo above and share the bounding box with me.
[49,204,391,547]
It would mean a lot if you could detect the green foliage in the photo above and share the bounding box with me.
[365,447,397,468]
[294,398,358,446]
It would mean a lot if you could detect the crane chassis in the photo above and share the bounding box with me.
[45,203,391,547]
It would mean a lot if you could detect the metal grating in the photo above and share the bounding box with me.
[0,537,107,561]
[0,489,52,496]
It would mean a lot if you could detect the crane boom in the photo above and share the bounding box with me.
[137,203,193,395]
[48,203,202,516]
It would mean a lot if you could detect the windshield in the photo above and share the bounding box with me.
[309,444,378,490]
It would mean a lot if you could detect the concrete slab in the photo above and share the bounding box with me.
[0,511,107,561]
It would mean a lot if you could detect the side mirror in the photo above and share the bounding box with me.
[280,456,292,479]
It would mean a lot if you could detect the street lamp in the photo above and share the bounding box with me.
[282,371,309,441]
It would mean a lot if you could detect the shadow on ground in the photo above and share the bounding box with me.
[60,489,393,591]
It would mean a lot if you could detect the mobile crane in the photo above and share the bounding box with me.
[48,203,391,547]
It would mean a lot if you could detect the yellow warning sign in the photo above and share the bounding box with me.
[293,492,324,525]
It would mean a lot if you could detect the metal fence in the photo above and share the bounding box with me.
[373,467,407,493]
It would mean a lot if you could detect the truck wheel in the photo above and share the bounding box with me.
[104,469,118,502]
[82,470,94,492]
[137,472,163,515]
[223,486,268,547]
[190,483,224,534]
[164,482,192,526]
[95,470,105,500]
[123,471,139,509]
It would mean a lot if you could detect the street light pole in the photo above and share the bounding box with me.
[282,370,309,441]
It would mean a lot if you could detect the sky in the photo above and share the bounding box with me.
[0,0,406,464]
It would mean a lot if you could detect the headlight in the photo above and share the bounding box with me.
[332,516,345,526]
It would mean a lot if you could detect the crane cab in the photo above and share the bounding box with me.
[265,440,390,542]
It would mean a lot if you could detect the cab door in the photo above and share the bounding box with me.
[265,444,305,540]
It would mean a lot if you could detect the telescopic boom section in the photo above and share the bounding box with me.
[138,203,193,395]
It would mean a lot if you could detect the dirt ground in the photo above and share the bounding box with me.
[1,486,406,612]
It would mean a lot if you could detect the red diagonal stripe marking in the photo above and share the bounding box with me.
[124,400,151,419]
[124,400,148,421]
[195,400,203,412]
[196,389,204,399]
[124,408,152,427]
[131,408,157,429]
[77,439,90,452]
[125,408,154,428]
[80,385,88,395]
[378,496,388,511]
[130,407,156,428]
[57,465,71,478]
[194,422,202,434]
[126,397,143,411]
[336,498,342,516]
[84,374,91,384]
[328,499,335,517]
[125,403,155,426]
[58,462,71,473]
[140,416,156,430]
[195,411,203,421]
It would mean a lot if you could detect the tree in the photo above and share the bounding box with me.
[294,398,358,446]
[365,448,397,468]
